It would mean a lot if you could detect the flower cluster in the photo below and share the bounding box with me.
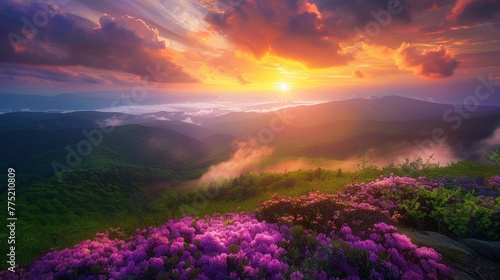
[7,214,290,279]
[257,192,392,235]
[1,211,453,280]
[284,222,452,279]
[488,175,500,190]
[255,181,458,278]
[431,175,499,198]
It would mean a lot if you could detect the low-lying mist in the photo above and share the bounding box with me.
[197,141,273,184]
[194,131,499,185]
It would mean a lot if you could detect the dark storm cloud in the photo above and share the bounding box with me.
[404,0,456,11]
[0,0,196,83]
[317,0,412,27]
[447,0,500,24]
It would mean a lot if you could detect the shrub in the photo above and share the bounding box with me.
[4,213,452,280]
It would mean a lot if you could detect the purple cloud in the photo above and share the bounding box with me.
[0,0,196,83]
[447,0,500,24]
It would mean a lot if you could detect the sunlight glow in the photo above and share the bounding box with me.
[274,82,296,103]
[280,83,289,92]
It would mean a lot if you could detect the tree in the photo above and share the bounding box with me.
[149,189,193,222]
[129,189,154,227]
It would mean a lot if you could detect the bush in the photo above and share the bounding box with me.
[4,213,452,280]
[337,175,500,240]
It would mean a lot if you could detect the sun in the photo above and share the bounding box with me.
[275,82,295,103]
[280,83,289,92]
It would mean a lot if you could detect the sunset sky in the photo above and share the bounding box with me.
[1,0,499,103]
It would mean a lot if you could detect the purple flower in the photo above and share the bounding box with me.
[149,257,164,270]
[414,247,440,260]
[290,271,304,280]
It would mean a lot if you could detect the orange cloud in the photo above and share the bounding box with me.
[205,0,352,68]
[394,43,460,78]
[297,0,322,19]
[352,70,364,78]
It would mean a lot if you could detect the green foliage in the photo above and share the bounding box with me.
[395,186,500,239]
[395,155,440,177]
[486,146,500,165]
[383,159,498,179]
[399,197,427,229]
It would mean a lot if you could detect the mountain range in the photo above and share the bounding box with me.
[1,95,499,179]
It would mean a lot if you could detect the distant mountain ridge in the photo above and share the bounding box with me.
[0,93,113,111]
[202,95,500,135]
[0,91,199,112]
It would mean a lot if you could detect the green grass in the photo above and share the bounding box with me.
[174,168,396,218]
[11,214,134,267]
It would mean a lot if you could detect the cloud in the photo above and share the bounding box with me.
[394,43,460,78]
[78,73,105,84]
[482,127,500,146]
[95,116,125,127]
[457,50,500,69]
[184,109,215,116]
[205,0,353,68]
[143,114,170,121]
[202,0,429,69]
[319,0,412,27]
[99,74,137,86]
[297,0,322,18]
[236,75,251,85]
[0,64,105,84]
[181,117,201,125]
[352,70,364,78]
[447,0,500,24]
[464,127,500,162]
[417,25,446,35]
[406,0,456,12]
[0,0,196,82]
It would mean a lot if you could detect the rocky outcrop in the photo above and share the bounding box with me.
[402,230,500,280]
[403,230,474,264]
[462,238,500,263]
